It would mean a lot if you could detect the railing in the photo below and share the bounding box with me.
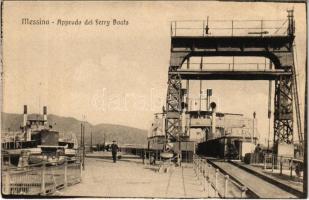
[2,159,81,196]
[180,62,275,71]
[193,155,247,198]
[264,154,303,177]
[171,19,289,37]
[250,153,304,178]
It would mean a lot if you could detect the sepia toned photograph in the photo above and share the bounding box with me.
[0,0,307,198]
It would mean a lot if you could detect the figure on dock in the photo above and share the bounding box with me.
[111,140,119,163]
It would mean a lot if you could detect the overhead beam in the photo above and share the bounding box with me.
[171,36,294,51]
[169,70,292,80]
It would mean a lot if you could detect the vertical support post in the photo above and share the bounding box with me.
[224,175,229,198]
[41,161,46,195]
[207,164,210,183]
[203,161,207,191]
[82,124,85,171]
[290,159,293,178]
[64,158,68,188]
[206,177,210,198]
[80,159,82,182]
[193,158,195,174]
[215,169,219,197]
[199,57,203,112]
[200,159,203,179]
[280,157,283,175]
[207,164,211,197]
[175,21,177,36]
[178,141,181,166]
[156,149,158,161]
[4,170,10,195]
[206,166,210,197]
[199,159,202,180]
[196,159,199,179]
[203,20,205,37]
[1,152,3,169]
[241,186,247,198]
[267,62,273,152]
[80,123,83,151]
[231,20,234,37]
[260,20,263,37]
[264,155,267,170]
[287,10,295,36]
[195,158,197,172]
[252,112,256,143]
[272,155,274,172]
[205,16,209,36]
[198,159,200,180]
[90,131,93,153]
[186,57,190,99]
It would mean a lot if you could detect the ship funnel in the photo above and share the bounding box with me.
[43,106,47,122]
[23,105,27,127]
[210,102,216,135]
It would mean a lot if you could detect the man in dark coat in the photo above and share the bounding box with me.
[111,140,118,163]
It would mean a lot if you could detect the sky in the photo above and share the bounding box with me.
[2,1,307,144]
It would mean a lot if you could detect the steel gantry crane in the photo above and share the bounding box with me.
[164,10,304,162]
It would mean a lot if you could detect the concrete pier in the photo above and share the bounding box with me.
[61,153,209,198]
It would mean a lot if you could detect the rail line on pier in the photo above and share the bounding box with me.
[206,158,301,198]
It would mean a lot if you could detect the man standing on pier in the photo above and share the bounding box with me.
[111,140,119,163]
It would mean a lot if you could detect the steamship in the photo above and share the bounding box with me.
[148,96,259,162]
[2,105,79,167]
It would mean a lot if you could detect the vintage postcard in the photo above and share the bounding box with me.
[1,0,307,198]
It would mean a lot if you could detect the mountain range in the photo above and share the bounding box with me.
[1,112,148,145]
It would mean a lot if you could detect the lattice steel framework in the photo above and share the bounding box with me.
[274,75,294,144]
[165,67,182,142]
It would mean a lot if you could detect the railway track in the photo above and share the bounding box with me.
[207,158,302,198]
[164,167,187,198]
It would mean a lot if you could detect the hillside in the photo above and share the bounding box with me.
[1,112,148,145]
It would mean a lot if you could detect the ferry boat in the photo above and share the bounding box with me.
[147,100,259,162]
[2,105,79,167]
